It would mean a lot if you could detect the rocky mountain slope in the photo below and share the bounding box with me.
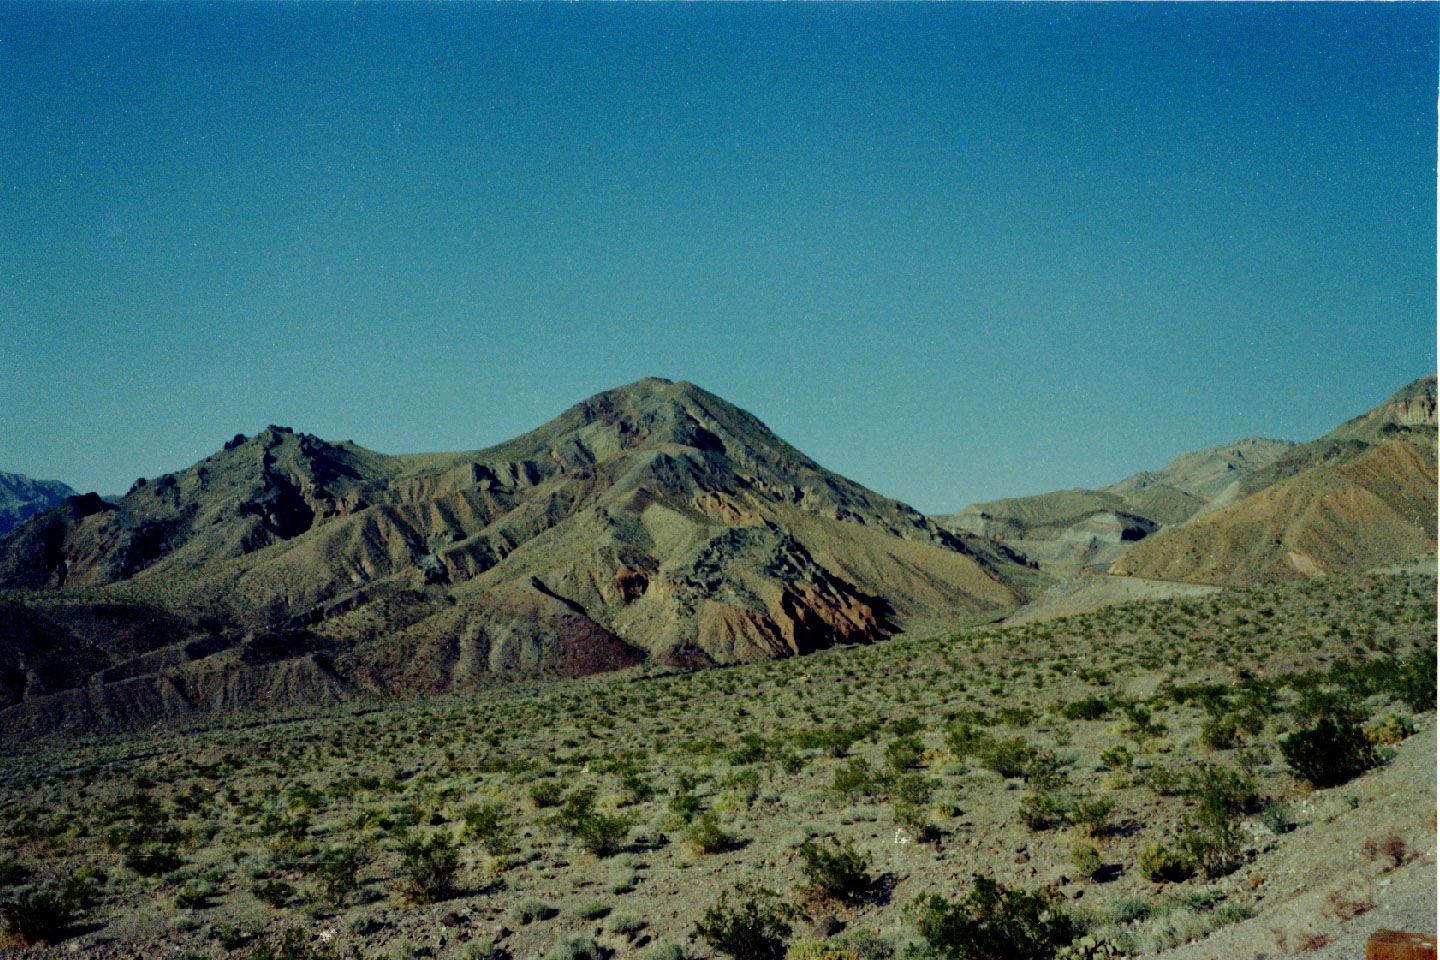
[1112,375,1437,583]
[0,470,74,536]
[0,378,1035,735]
[936,438,1293,575]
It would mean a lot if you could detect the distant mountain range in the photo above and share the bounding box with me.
[0,471,74,537]
[935,438,1296,575]
[0,374,1432,736]
[1112,375,1436,583]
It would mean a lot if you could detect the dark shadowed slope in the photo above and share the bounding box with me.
[0,471,74,537]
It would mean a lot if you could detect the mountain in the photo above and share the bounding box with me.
[1111,375,1438,584]
[0,471,74,536]
[0,378,1035,735]
[935,438,1293,575]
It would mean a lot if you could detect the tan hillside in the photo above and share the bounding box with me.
[1105,436,1295,502]
[1113,376,1438,584]
[936,439,1293,578]
[1112,439,1437,583]
[0,378,1033,734]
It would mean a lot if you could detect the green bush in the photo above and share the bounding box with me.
[1072,796,1114,838]
[885,735,925,773]
[1069,844,1102,879]
[1280,718,1379,788]
[313,842,368,907]
[253,879,296,908]
[1017,791,1068,832]
[978,738,1036,779]
[125,843,184,877]
[1180,805,1242,879]
[246,926,339,960]
[0,856,30,887]
[909,875,1076,960]
[695,883,795,960]
[687,814,733,855]
[1060,698,1111,721]
[511,898,553,923]
[831,758,882,801]
[530,781,564,808]
[796,837,873,905]
[398,834,461,904]
[462,802,514,855]
[1136,844,1192,883]
[2,885,75,946]
[891,774,936,838]
[555,788,632,858]
[668,791,703,823]
[548,936,604,960]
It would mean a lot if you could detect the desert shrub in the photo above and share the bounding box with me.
[645,944,687,960]
[511,898,553,923]
[1200,716,1239,750]
[125,843,184,877]
[253,879,296,908]
[695,883,795,960]
[398,834,461,904]
[1136,844,1192,883]
[1366,714,1416,746]
[1060,698,1111,721]
[1260,801,1295,835]
[909,875,1076,960]
[831,758,882,801]
[1018,791,1069,832]
[1072,796,1114,838]
[2,885,75,946]
[0,857,29,887]
[1069,844,1102,879]
[885,735,925,773]
[978,738,1035,779]
[574,901,610,920]
[944,724,990,758]
[606,913,645,936]
[462,802,514,855]
[313,842,368,907]
[687,814,733,855]
[890,774,936,838]
[668,789,704,822]
[1292,687,1364,725]
[1280,718,1378,788]
[555,788,632,858]
[1185,764,1257,818]
[730,734,773,766]
[246,926,339,960]
[1098,745,1132,770]
[796,837,873,905]
[530,781,564,808]
[176,880,216,909]
[1180,806,1242,879]
[1121,704,1166,745]
[548,938,605,960]
[787,941,861,960]
[1394,650,1437,712]
[620,771,655,804]
[467,945,513,960]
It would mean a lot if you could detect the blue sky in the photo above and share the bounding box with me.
[1,3,1434,512]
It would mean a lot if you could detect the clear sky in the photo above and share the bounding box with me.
[2,3,1435,512]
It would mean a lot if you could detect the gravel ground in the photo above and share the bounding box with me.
[1157,721,1437,960]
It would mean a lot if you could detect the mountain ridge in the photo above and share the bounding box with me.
[0,378,1034,735]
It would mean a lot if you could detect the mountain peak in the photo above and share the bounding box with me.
[1325,374,1438,444]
